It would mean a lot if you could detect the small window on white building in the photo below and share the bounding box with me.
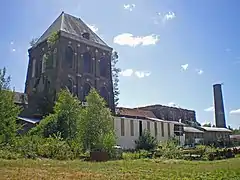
[130,120,134,136]
[147,121,150,132]
[154,122,158,137]
[161,122,164,137]
[32,59,36,77]
[121,118,125,136]
[168,123,171,137]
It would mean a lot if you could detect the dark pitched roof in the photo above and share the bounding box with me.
[116,107,157,119]
[36,12,109,47]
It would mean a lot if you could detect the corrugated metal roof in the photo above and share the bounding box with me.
[202,127,232,132]
[17,117,41,124]
[184,126,204,133]
[36,12,109,47]
[147,117,185,125]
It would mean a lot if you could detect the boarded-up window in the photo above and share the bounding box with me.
[168,123,171,137]
[154,122,158,137]
[161,122,164,137]
[147,121,150,132]
[130,120,134,136]
[121,118,125,136]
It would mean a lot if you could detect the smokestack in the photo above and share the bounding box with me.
[213,83,226,128]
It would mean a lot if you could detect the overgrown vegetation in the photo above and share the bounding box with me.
[0,68,21,145]
[0,67,116,160]
[1,158,240,180]
[111,51,121,108]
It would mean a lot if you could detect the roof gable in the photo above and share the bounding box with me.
[36,12,108,47]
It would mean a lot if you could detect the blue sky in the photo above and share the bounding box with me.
[0,0,240,128]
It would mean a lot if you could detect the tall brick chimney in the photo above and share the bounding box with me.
[213,83,226,128]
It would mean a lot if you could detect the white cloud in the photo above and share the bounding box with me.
[153,11,176,24]
[163,11,176,22]
[120,69,151,78]
[196,69,204,75]
[181,64,189,71]
[12,48,16,52]
[123,4,136,11]
[135,71,151,78]
[204,106,214,112]
[10,41,14,45]
[86,24,98,33]
[168,102,178,107]
[119,69,134,77]
[113,33,160,47]
[229,109,240,115]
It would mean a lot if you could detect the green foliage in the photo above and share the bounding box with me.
[47,31,59,48]
[29,37,39,47]
[111,51,121,107]
[79,88,116,151]
[135,130,157,151]
[155,139,183,159]
[0,67,21,144]
[30,89,82,140]
[202,123,211,127]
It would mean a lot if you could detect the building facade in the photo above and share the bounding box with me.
[24,12,114,117]
[115,107,185,149]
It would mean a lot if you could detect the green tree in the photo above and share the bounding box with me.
[111,51,121,108]
[135,130,157,151]
[0,67,21,144]
[203,123,211,127]
[29,89,82,140]
[79,88,116,151]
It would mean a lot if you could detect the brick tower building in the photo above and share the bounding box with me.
[24,12,114,117]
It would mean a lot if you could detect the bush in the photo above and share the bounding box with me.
[135,130,157,151]
[155,139,183,159]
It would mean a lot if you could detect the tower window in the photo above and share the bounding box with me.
[82,32,90,40]
[65,46,74,68]
[83,83,91,100]
[99,57,108,77]
[83,52,92,73]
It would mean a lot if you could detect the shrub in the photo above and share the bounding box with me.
[155,139,183,159]
[135,130,157,151]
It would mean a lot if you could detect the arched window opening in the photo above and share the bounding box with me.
[83,52,92,73]
[65,46,74,68]
[32,59,36,78]
[83,83,91,101]
[99,57,108,77]
[42,54,46,73]
[100,87,108,104]
[53,48,57,68]
[67,79,73,94]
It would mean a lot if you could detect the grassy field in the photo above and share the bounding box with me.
[0,158,240,180]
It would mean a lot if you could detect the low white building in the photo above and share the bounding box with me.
[114,107,185,149]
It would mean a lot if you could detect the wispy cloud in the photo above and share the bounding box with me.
[10,41,14,45]
[153,11,176,25]
[12,48,16,52]
[119,69,134,77]
[181,64,189,71]
[135,71,151,78]
[123,4,136,11]
[86,24,98,33]
[196,69,204,75]
[120,69,151,78]
[113,33,159,47]
[229,109,240,115]
[204,106,214,112]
